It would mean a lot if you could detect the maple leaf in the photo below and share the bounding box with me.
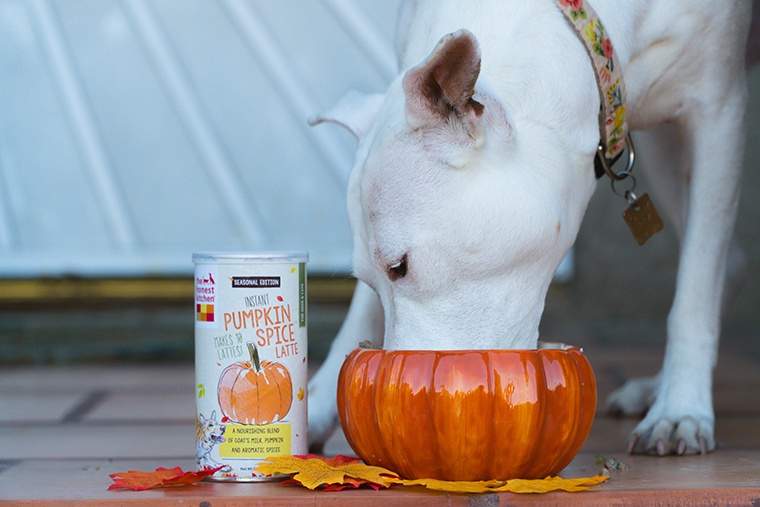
[399,475,608,494]
[292,454,360,466]
[256,456,398,490]
[257,455,608,494]
[288,456,382,491]
[399,478,505,493]
[108,467,181,491]
[108,466,222,491]
[490,475,609,493]
[322,477,365,491]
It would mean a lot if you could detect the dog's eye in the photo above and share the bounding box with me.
[387,254,408,281]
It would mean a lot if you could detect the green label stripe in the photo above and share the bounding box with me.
[298,262,306,328]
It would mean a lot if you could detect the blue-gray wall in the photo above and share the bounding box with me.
[0,0,401,276]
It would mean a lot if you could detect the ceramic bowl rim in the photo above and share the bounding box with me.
[353,341,584,354]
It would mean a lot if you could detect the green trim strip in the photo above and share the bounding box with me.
[298,262,307,327]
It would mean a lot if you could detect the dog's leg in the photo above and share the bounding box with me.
[608,119,749,419]
[308,281,384,446]
[606,124,685,417]
[629,85,746,455]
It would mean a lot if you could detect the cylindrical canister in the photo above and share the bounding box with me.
[193,251,308,481]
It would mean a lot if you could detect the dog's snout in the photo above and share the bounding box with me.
[387,254,408,281]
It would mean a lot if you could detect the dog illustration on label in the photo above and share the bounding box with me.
[196,410,229,470]
[217,343,293,425]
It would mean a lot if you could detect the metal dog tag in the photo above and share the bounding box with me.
[623,193,663,245]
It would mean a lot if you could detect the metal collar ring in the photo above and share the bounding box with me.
[596,133,636,182]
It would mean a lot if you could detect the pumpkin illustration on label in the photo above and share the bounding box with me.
[217,343,293,425]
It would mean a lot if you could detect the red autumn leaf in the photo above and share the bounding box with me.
[108,467,180,491]
[322,477,364,491]
[322,477,384,491]
[276,295,284,302]
[108,466,222,491]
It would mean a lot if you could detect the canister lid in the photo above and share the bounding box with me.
[192,251,308,264]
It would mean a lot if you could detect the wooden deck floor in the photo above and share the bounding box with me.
[1,343,760,505]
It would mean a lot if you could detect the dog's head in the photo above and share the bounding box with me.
[197,410,225,446]
[313,30,598,349]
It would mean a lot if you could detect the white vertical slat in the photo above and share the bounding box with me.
[29,0,137,250]
[322,0,398,81]
[122,0,268,246]
[221,0,352,186]
[0,136,16,249]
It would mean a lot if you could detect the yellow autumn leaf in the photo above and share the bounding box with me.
[256,455,608,494]
[256,457,347,490]
[399,475,607,494]
[399,478,505,493]
[337,463,400,487]
[490,475,609,493]
[255,456,399,490]
[297,387,305,401]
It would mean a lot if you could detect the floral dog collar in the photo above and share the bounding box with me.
[557,0,664,245]
[556,0,629,180]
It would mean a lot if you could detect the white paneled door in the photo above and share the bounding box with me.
[0,0,574,280]
[0,0,400,276]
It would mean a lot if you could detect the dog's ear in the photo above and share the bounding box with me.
[309,90,385,140]
[403,29,483,133]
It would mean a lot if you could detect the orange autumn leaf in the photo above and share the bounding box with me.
[108,466,221,491]
[108,467,181,491]
[256,456,608,494]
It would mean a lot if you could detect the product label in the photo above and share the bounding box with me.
[219,423,292,458]
[195,260,307,481]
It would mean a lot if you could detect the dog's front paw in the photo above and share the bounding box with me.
[606,374,659,417]
[628,393,715,455]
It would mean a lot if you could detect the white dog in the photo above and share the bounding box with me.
[308,0,751,456]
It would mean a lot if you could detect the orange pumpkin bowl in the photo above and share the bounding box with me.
[336,343,596,481]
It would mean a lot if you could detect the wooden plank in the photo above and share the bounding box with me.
[2,453,760,505]
[0,276,356,303]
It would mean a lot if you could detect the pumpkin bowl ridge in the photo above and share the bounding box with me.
[336,345,596,481]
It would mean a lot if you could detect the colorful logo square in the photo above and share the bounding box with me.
[196,303,214,322]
